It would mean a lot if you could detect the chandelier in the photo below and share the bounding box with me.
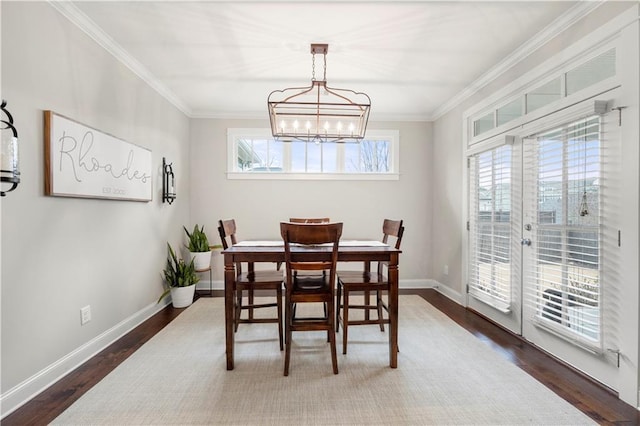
[267,44,371,144]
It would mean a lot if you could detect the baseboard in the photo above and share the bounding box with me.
[202,278,437,291]
[430,280,465,305]
[0,301,168,419]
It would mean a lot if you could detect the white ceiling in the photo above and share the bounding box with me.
[55,1,595,121]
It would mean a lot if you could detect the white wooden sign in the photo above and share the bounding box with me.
[44,111,152,201]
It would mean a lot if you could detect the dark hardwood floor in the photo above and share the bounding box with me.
[3,289,639,425]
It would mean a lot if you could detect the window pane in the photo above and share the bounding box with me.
[322,143,337,172]
[344,140,390,172]
[533,116,601,343]
[291,141,306,172]
[307,143,321,172]
[469,144,512,311]
[344,144,360,172]
[566,49,615,95]
[268,140,283,171]
[237,139,283,172]
[526,78,561,113]
[497,98,522,126]
[361,141,390,172]
[474,112,494,136]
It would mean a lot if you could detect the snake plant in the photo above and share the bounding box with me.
[184,224,210,252]
[158,243,200,303]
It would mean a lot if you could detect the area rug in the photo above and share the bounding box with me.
[52,296,595,425]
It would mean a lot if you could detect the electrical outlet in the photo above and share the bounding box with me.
[443,264,449,276]
[80,305,91,325]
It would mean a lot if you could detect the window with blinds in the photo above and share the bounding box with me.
[526,116,601,344]
[468,145,512,312]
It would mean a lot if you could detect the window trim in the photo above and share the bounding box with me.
[226,128,400,180]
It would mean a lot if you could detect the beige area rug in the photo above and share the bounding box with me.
[52,296,595,425]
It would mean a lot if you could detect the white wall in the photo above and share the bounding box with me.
[1,2,190,414]
[189,118,433,286]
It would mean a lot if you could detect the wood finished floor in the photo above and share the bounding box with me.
[3,289,638,425]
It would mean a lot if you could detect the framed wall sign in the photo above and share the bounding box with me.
[44,111,152,202]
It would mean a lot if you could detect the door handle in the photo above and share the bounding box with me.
[521,238,532,246]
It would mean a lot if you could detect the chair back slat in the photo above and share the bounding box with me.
[288,217,331,224]
[378,219,404,275]
[218,219,243,275]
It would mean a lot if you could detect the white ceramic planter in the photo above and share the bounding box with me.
[190,251,212,270]
[170,284,196,308]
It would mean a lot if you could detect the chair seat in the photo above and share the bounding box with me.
[338,271,388,289]
[236,270,284,287]
[293,275,331,293]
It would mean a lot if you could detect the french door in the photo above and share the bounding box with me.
[467,103,621,390]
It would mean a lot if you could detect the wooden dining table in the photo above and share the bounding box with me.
[222,240,401,370]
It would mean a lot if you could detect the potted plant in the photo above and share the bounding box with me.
[184,224,212,270]
[158,243,200,308]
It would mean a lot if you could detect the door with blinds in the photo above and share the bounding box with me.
[467,140,522,334]
[520,111,620,389]
[467,107,621,390]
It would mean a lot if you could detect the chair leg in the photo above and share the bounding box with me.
[235,290,242,332]
[248,288,255,321]
[277,286,284,351]
[342,290,349,354]
[336,281,342,332]
[284,299,292,376]
[364,290,371,321]
[328,300,338,374]
[324,302,330,342]
[377,290,385,332]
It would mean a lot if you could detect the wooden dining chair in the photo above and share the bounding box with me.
[218,219,284,351]
[336,219,404,354]
[280,221,343,376]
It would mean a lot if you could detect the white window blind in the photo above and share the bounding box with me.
[468,144,512,312]
[524,115,603,346]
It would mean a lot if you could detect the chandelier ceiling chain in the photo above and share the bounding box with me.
[267,43,371,144]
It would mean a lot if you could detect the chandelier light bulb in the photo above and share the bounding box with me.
[293,120,299,130]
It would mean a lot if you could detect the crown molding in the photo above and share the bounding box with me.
[431,0,605,120]
[48,0,604,122]
[47,1,192,116]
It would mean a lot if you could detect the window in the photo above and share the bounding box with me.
[497,98,522,127]
[473,112,494,137]
[227,129,399,180]
[468,144,513,312]
[566,49,615,96]
[526,77,562,114]
[526,116,601,342]
[470,48,616,143]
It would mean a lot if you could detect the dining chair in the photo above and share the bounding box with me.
[336,219,404,354]
[218,219,284,351]
[280,221,343,376]
[289,217,331,223]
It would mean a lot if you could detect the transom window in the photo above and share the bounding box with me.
[470,48,616,140]
[227,129,399,180]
